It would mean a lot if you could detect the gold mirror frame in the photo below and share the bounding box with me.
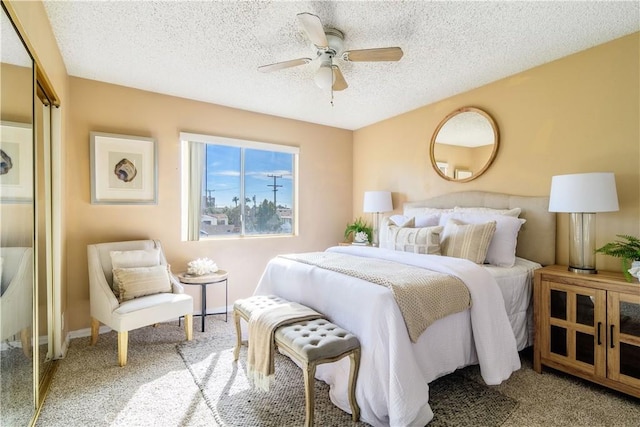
[429,107,499,182]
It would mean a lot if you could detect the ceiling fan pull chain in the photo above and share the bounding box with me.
[330,56,334,106]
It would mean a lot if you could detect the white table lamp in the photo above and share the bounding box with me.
[549,172,619,274]
[363,191,393,246]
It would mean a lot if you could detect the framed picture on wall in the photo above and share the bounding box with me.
[436,161,449,176]
[454,169,472,180]
[90,132,157,204]
[0,121,33,203]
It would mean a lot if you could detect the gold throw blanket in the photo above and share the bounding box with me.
[280,252,471,342]
[247,301,322,391]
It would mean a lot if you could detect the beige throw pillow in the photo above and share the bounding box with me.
[441,219,496,264]
[110,248,161,295]
[388,225,443,255]
[112,264,172,302]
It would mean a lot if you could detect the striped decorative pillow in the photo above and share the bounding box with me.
[112,264,172,302]
[441,219,496,264]
[388,225,443,255]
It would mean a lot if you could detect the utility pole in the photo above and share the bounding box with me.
[267,174,282,207]
[206,189,215,208]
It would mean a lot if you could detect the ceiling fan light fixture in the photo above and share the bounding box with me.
[314,62,335,90]
[259,12,403,99]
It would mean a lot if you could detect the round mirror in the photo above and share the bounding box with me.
[429,107,499,182]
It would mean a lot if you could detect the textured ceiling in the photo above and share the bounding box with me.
[42,1,639,130]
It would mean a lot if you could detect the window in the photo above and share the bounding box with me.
[180,132,298,240]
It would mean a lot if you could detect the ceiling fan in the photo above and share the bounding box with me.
[258,12,403,102]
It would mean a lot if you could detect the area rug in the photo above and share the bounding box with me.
[177,335,518,427]
[428,370,519,427]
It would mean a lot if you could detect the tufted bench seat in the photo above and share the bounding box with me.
[233,295,361,427]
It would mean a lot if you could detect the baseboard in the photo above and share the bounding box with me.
[0,340,23,351]
[68,325,112,339]
[65,306,231,339]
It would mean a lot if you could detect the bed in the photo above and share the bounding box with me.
[253,191,555,426]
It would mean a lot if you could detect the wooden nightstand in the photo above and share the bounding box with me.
[533,265,640,398]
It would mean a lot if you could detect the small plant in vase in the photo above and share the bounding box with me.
[595,234,640,282]
[344,217,373,245]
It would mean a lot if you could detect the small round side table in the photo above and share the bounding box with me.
[177,270,228,332]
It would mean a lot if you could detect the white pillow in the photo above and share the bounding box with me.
[112,264,172,302]
[110,248,160,269]
[440,212,526,267]
[441,219,496,264]
[414,213,440,227]
[453,206,522,217]
[385,225,443,255]
[389,215,415,227]
[403,207,453,219]
[110,248,161,295]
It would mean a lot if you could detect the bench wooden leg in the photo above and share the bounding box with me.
[233,309,242,361]
[348,348,361,421]
[303,361,317,427]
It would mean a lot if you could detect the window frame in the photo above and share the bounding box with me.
[180,132,299,241]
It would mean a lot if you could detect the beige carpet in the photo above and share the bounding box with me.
[178,334,521,427]
[36,315,640,426]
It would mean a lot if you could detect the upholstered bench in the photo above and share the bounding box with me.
[233,295,361,427]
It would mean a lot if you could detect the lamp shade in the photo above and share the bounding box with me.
[314,63,335,90]
[548,172,619,213]
[363,191,393,213]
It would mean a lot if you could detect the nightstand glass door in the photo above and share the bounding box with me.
[607,291,640,389]
[543,281,606,376]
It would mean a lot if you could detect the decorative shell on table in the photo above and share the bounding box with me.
[187,258,219,276]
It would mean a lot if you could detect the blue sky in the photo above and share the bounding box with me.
[205,145,293,208]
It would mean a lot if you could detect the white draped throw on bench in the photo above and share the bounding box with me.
[247,301,322,391]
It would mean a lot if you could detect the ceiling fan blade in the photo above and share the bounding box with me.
[332,65,348,91]
[297,12,328,48]
[342,47,404,62]
[258,58,312,73]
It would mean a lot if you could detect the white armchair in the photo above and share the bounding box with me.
[0,247,33,358]
[87,239,193,366]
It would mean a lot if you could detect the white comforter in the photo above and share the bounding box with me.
[253,246,521,426]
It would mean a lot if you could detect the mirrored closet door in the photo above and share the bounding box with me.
[1,4,36,425]
[1,3,58,425]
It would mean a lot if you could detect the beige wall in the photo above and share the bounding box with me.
[354,33,640,272]
[65,77,353,330]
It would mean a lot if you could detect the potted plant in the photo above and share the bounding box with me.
[595,234,640,282]
[344,217,373,245]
